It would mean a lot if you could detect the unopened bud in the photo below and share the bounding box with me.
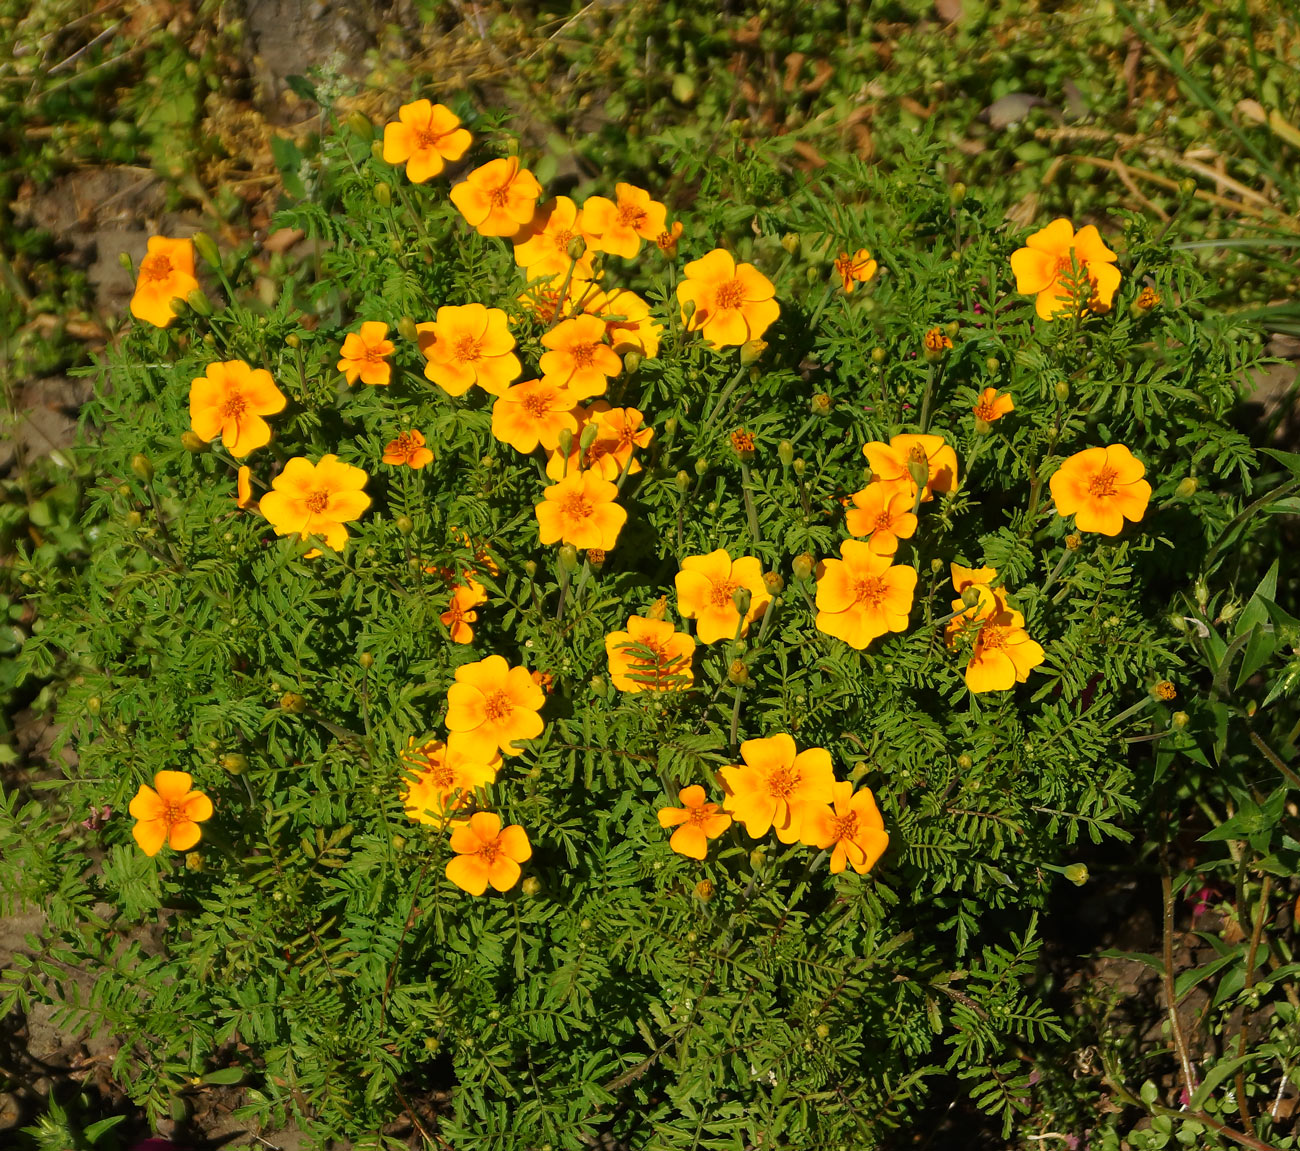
[1172,711,1190,729]
[169,296,188,317]
[192,232,221,268]
[674,470,691,493]
[929,558,944,574]
[811,393,831,416]
[805,265,820,285]
[131,453,154,481]
[285,333,300,349]
[579,422,600,453]
[694,458,708,477]
[623,350,642,375]
[370,139,385,162]
[646,595,669,621]
[424,1036,440,1053]
[87,696,101,714]
[949,182,967,205]
[1065,533,1082,550]
[781,232,801,256]
[792,458,805,476]
[185,288,212,316]
[185,852,204,872]
[523,559,538,577]
[763,571,784,595]
[589,675,606,694]
[555,427,574,458]
[680,298,696,321]
[728,659,749,685]
[792,553,814,581]
[118,250,134,272]
[1063,863,1088,886]
[1054,380,1070,402]
[373,182,392,208]
[731,587,752,617]
[943,321,959,338]
[974,417,992,436]
[739,339,768,366]
[279,692,307,713]
[907,456,930,492]
[359,652,374,669]
[566,235,587,261]
[181,430,209,453]
[1175,476,1198,498]
[220,753,248,774]
[395,515,413,535]
[1179,177,1197,197]
[346,110,373,140]
[871,347,886,365]
[397,316,418,342]
[558,544,580,571]
[777,440,794,467]
[522,876,542,896]
[124,510,142,529]
[985,357,1000,373]
[960,587,981,609]
[957,754,972,769]
[663,417,678,437]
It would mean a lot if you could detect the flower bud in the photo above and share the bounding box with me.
[922,327,951,362]
[579,422,600,453]
[680,298,696,322]
[674,470,691,493]
[343,110,372,140]
[556,427,574,458]
[974,417,992,435]
[781,232,801,256]
[694,879,714,901]
[792,553,814,581]
[185,852,204,872]
[1054,380,1070,402]
[739,339,768,366]
[185,288,212,316]
[985,357,1000,373]
[1152,680,1177,701]
[694,458,709,477]
[131,453,154,481]
[949,182,967,205]
[118,250,134,272]
[395,515,414,536]
[424,1036,440,1054]
[392,835,407,851]
[558,544,580,571]
[663,417,678,437]
[1172,711,1190,729]
[397,316,418,342]
[871,347,886,364]
[169,296,188,317]
[929,558,944,574]
[957,754,972,770]
[192,232,221,268]
[792,458,805,475]
[811,393,832,416]
[763,571,784,595]
[371,139,385,162]
[587,547,606,570]
[646,595,669,621]
[359,652,374,669]
[623,350,642,375]
[522,876,542,896]
[220,753,248,774]
[124,510,142,529]
[815,1023,830,1039]
[87,696,102,714]
[907,455,930,493]
[1179,177,1197,197]
[777,440,794,467]
[728,659,750,685]
[284,332,300,349]
[943,321,959,338]
[589,675,606,694]
[731,587,752,617]
[523,559,538,577]
[279,692,307,713]
[118,483,131,496]
[960,587,981,609]
[1175,476,1198,498]
[373,182,392,208]
[566,235,587,261]
[1063,863,1089,886]
[1064,533,1082,551]
[181,430,209,453]
[805,265,820,285]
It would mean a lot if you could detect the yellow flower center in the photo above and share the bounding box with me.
[568,342,597,368]
[714,278,746,311]
[979,624,1010,652]
[484,690,514,723]
[455,335,484,363]
[553,228,574,250]
[974,399,995,421]
[305,489,330,514]
[140,253,173,282]
[488,181,513,207]
[709,578,739,609]
[364,344,387,363]
[1088,467,1119,498]
[221,392,247,420]
[522,390,552,418]
[831,810,858,842]
[476,837,503,865]
[853,576,888,606]
[617,202,647,228]
[562,492,594,520]
[765,767,799,799]
[686,803,714,827]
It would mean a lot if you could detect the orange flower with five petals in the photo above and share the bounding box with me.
[657,785,731,859]
[382,100,472,184]
[130,236,199,328]
[1010,217,1121,320]
[605,615,696,692]
[802,781,889,874]
[491,379,579,454]
[862,433,959,502]
[844,485,918,556]
[674,550,771,644]
[534,471,627,550]
[959,594,1046,693]
[834,248,878,293]
[383,429,434,469]
[445,655,545,761]
[440,578,487,645]
[539,314,622,399]
[417,304,521,397]
[449,156,543,238]
[338,322,396,386]
[582,183,668,259]
[258,454,371,553]
[972,387,1014,423]
[189,360,287,458]
[446,812,532,895]
[401,737,499,826]
[814,539,916,650]
[129,770,213,856]
[719,733,836,843]
[578,287,663,358]
[545,404,653,481]
[677,248,779,348]
[513,196,598,280]
[1049,445,1151,536]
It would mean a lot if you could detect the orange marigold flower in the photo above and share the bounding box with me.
[417,304,521,397]
[815,539,917,650]
[189,360,287,459]
[440,582,484,645]
[259,454,371,553]
[961,593,1046,693]
[337,321,396,386]
[578,287,663,358]
[657,785,731,859]
[236,465,253,509]
[383,429,434,469]
[539,314,623,399]
[834,248,878,293]
[1010,217,1121,320]
[719,733,836,843]
[674,550,771,644]
[677,248,779,349]
[802,781,889,875]
[605,615,696,692]
[382,99,472,183]
[972,387,1014,423]
[449,156,543,238]
[545,404,653,480]
[401,737,499,826]
[491,379,579,454]
[130,236,199,328]
[535,471,627,550]
[129,770,213,856]
[582,183,668,259]
[862,433,959,502]
[513,196,598,280]
[844,484,918,557]
[656,221,683,258]
[446,811,532,895]
[445,654,545,761]
[944,564,1001,646]
[1049,444,1152,536]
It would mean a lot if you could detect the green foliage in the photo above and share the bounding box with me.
[1,87,1282,1149]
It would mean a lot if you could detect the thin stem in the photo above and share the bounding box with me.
[739,460,761,543]
[1162,870,1199,1105]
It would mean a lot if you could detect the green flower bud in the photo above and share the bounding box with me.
[185,288,211,316]
[985,356,1000,373]
[680,298,696,321]
[185,851,204,871]
[220,753,248,774]
[740,339,768,366]
[279,692,307,713]
[392,835,407,851]
[1063,863,1088,886]
[763,571,784,595]
[579,422,600,453]
[371,139,385,162]
[373,182,392,208]
[192,231,221,268]
[346,110,373,140]
[960,587,981,609]
[1172,711,1190,729]
[521,876,542,896]
[87,696,101,714]
[674,470,691,493]
[1054,380,1070,402]
[974,417,992,436]
[781,232,801,257]
[694,458,708,477]
[359,652,374,669]
[395,515,414,536]
[589,675,606,694]
[523,559,538,577]
[728,659,750,685]
[285,332,300,349]
[397,316,419,342]
[815,1023,830,1039]
[792,553,814,581]
[624,350,642,375]
[1175,476,1198,498]
[131,453,154,481]
[777,440,794,467]
[558,544,580,571]
[663,417,678,437]
[566,235,587,262]
[811,393,832,416]
[957,754,972,769]
[731,587,752,616]
[792,457,805,475]
[929,558,944,574]
[118,250,134,272]
[180,431,209,453]
[871,347,886,364]
[949,182,967,205]
[169,296,188,317]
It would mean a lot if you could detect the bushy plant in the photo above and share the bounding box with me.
[2,88,1274,1149]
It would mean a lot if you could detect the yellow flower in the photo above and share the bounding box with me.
[961,594,1046,693]
[834,248,878,293]
[582,183,668,259]
[802,781,889,874]
[337,322,396,386]
[513,196,598,280]
[446,812,532,895]
[657,785,731,859]
[862,433,959,502]
[382,100,472,183]
[1010,217,1122,320]
[545,404,653,481]
[578,287,663,358]
[449,156,543,238]
[491,379,579,454]
[539,314,623,400]
[674,550,771,644]
[440,579,487,645]
[605,615,695,692]
[130,236,199,328]
[259,455,371,553]
[1049,444,1152,536]
[188,360,287,458]
[814,539,916,649]
[129,770,213,856]
[719,733,835,843]
[401,737,499,826]
[677,248,779,348]
[383,429,434,469]
[844,484,918,557]
[535,471,627,550]
[417,304,521,397]
[445,655,545,761]
[972,387,1014,423]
